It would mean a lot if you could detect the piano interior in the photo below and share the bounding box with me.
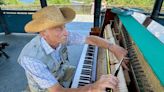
[0,0,164,92]
[71,9,164,92]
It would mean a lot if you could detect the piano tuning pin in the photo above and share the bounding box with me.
[137,70,144,73]
[130,56,137,60]
[127,41,131,43]
[127,43,132,46]
[128,54,134,57]
[128,50,134,53]
[128,51,134,54]
[129,51,134,54]
[130,50,135,53]
[140,74,147,78]
[143,84,152,89]
[133,65,142,70]
[129,48,135,51]
[136,79,143,84]
[136,77,144,81]
[127,47,131,50]
[128,48,132,51]
[131,59,138,62]
[125,39,129,42]
[130,58,138,62]
[132,55,137,58]
[138,72,145,77]
[145,89,154,92]
[144,84,151,88]
[139,87,145,92]
[132,62,140,66]
[136,73,145,78]
[129,53,136,57]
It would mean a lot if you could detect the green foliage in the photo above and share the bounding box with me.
[1,0,70,5]
[0,0,4,5]
[3,0,20,5]
[47,0,70,4]
[107,0,155,7]
[0,0,157,7]
[76,0,92,4]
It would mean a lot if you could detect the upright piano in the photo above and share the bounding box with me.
[71,8,164,92]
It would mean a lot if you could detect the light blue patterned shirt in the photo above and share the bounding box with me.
[19,32,86,89]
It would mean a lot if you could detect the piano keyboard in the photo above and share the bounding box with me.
[71,44,98,88]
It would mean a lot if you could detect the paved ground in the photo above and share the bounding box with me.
[0,15,93,92]
[73,15,93,22]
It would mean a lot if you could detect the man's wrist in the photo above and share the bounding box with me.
[88,84,92,92]
[108,43,114,51]
[88,84,96,92]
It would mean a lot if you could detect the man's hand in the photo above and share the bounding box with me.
[121,57,129,70]
[86,36,129,70]
[91,74,119,92]
[109,44,128,60]
[48,75,119,92]
[109,44,129,70]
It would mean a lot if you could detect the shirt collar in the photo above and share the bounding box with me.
[41,37,54,55]
[41,37,61,55]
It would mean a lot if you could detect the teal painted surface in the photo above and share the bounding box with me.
[118,15,164,86]
[0,14,32,33]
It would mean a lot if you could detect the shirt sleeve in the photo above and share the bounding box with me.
[19,56,58,89]
[67,32,87,45]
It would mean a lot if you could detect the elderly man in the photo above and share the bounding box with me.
[18,6,128,92]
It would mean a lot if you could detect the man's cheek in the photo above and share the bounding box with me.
[61,38,67,43]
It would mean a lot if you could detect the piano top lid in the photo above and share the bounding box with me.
[118,13,164,86]
[132,12,164,44]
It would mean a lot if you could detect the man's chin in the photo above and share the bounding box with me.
[60,40,66,44]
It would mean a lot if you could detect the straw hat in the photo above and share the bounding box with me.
[25,5,75,32]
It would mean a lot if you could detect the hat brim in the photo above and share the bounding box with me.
[60,7,75,22]
[25,7,75,33]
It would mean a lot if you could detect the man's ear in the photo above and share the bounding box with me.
[40,31,47,38]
